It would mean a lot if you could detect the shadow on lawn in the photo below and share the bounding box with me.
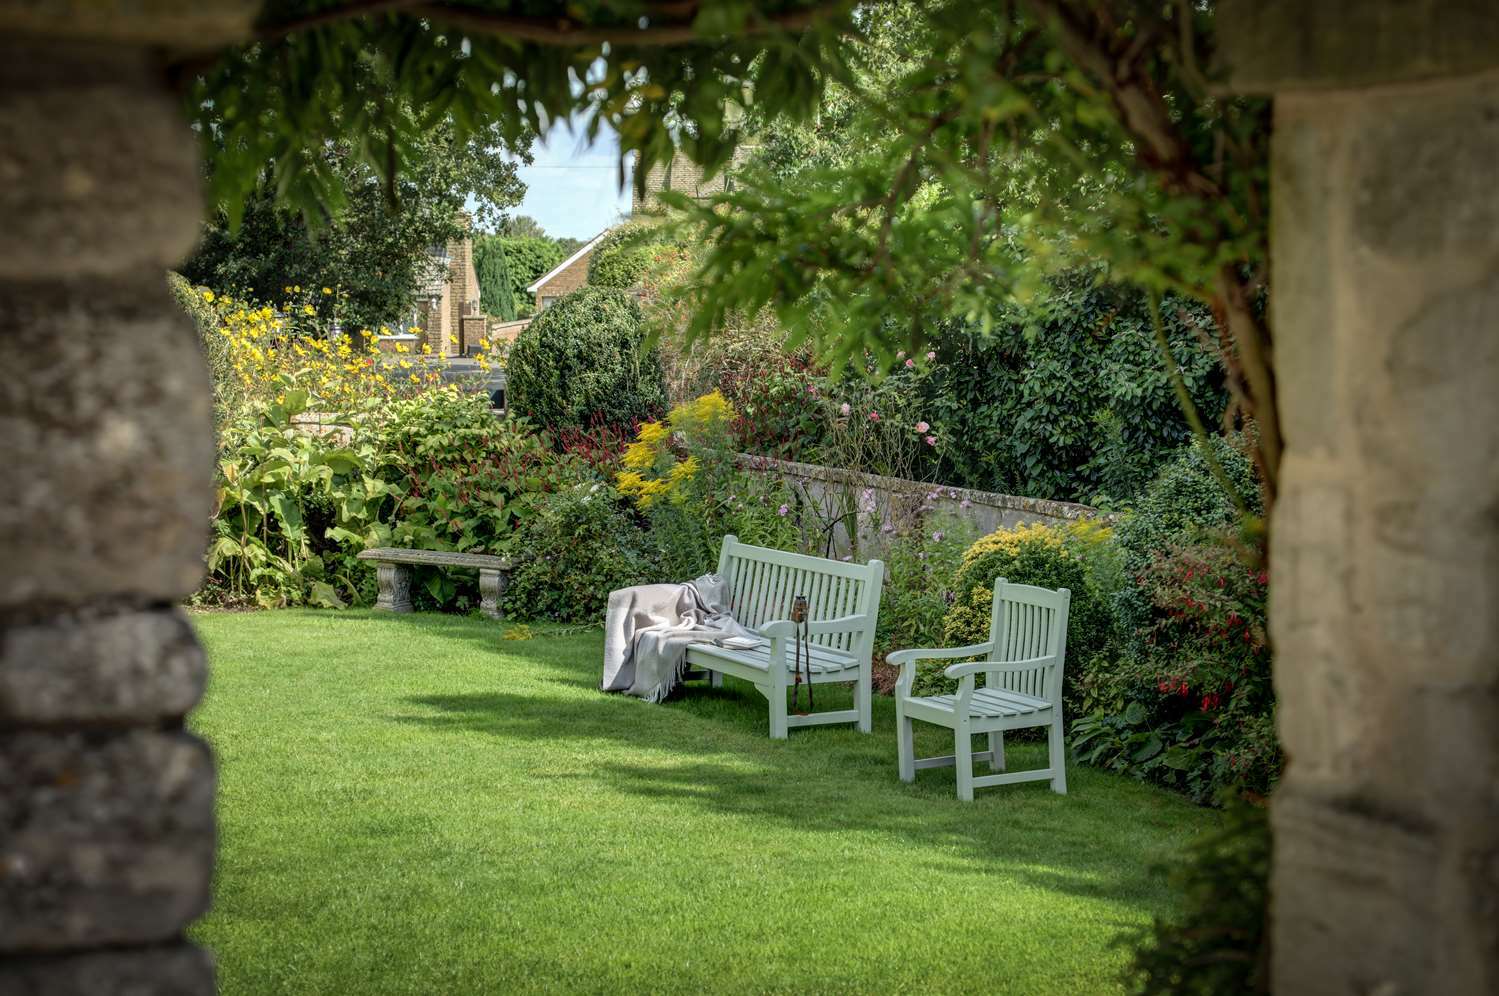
[393,684,1178,915]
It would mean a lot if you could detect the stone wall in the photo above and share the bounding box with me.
[0,11,254,991]
[738,455,1105,556]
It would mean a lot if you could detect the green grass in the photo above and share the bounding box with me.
[190,609,1214,995]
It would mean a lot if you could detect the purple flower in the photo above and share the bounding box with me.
[932,530,945,543]
[839,402,851,416]
[925,350,936,361]
[777,504,790,516]
[925,435,937,446]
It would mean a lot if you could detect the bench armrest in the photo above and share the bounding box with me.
[944,655,1055,679]
[885,643,993,667]
[759,613,874,639]
[886,643,993,697]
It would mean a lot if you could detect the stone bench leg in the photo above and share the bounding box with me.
[479,568,507,620]
[374,563,413,612]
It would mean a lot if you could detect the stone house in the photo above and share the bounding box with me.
[409,219,486,356]
[525,229,608,312]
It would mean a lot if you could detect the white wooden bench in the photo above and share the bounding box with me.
[684,536,884,739]
[356,547,514,620]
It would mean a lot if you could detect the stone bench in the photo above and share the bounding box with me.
[356,548,514,620]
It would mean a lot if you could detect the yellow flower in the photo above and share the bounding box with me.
[200,289,215,303]
[302,305,315,316]
[322,287,333,295]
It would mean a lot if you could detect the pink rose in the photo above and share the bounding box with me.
[896,350,906,359]
[925,435,937,446]
[925,350,936,361]
[904,358,915,368]
[915,421,930,433]
[868,411,881,421]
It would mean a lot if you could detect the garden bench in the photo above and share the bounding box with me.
[888,578,1071,801]
[684,536,884,739]
[357,547,514,620]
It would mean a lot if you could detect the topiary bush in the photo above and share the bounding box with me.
[506,287,666,434]
[502,482,654,623]
[932,520,1114,705]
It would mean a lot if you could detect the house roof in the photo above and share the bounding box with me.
[526,229,610,294]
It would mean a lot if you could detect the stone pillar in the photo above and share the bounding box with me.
[1220,4,1499,993]
[0,4,254,991]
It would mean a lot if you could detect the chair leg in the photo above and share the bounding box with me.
[855,668,872,733]
[954,727,974,802]
[709,670,723,689]
[989,731,1006,772]
[1048,717,1067,795]
[896,709,915,783]
[768,687,789,740]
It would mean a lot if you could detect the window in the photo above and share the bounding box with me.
[540,296,560,310]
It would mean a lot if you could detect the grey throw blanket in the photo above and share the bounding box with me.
[601,573,761,702]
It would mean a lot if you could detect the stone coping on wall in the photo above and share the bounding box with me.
[735,453,1112,526]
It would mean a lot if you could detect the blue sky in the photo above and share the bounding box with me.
[506,118,634,241]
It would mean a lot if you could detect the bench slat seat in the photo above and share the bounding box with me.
[680,535,884,739]
[904,687,1052,720]
[357,547,512,570]
[687,641,858,676]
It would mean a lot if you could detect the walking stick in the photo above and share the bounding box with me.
[790,594,812,715]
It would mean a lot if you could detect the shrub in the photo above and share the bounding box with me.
[1111,437,1261,639]
[933,520,1114,704]
[506,287,666,433]
[1125,798,1270,995]
[502,483,654,622]
[875,515,976,658]
[359,390,580,565]
[616,391,801,578]
[1072,535,1278,803]
[489,235,565,308]
[586,224,678,289]
[208,394,395,609]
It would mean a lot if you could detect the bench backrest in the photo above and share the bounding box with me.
[984,578,1071,706]
[715,535,884,659]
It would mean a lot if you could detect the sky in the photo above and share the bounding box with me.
[505,118,635,241]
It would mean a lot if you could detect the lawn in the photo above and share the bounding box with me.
[190,610,1215,995]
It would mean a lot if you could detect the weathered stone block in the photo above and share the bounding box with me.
[0,278,214,612]
[0,730,215,952]
[0,943,214,996]
[0,609,205,726]
[1219,0,1499,92]
[0,43,204,280]
[0,2,256,52]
